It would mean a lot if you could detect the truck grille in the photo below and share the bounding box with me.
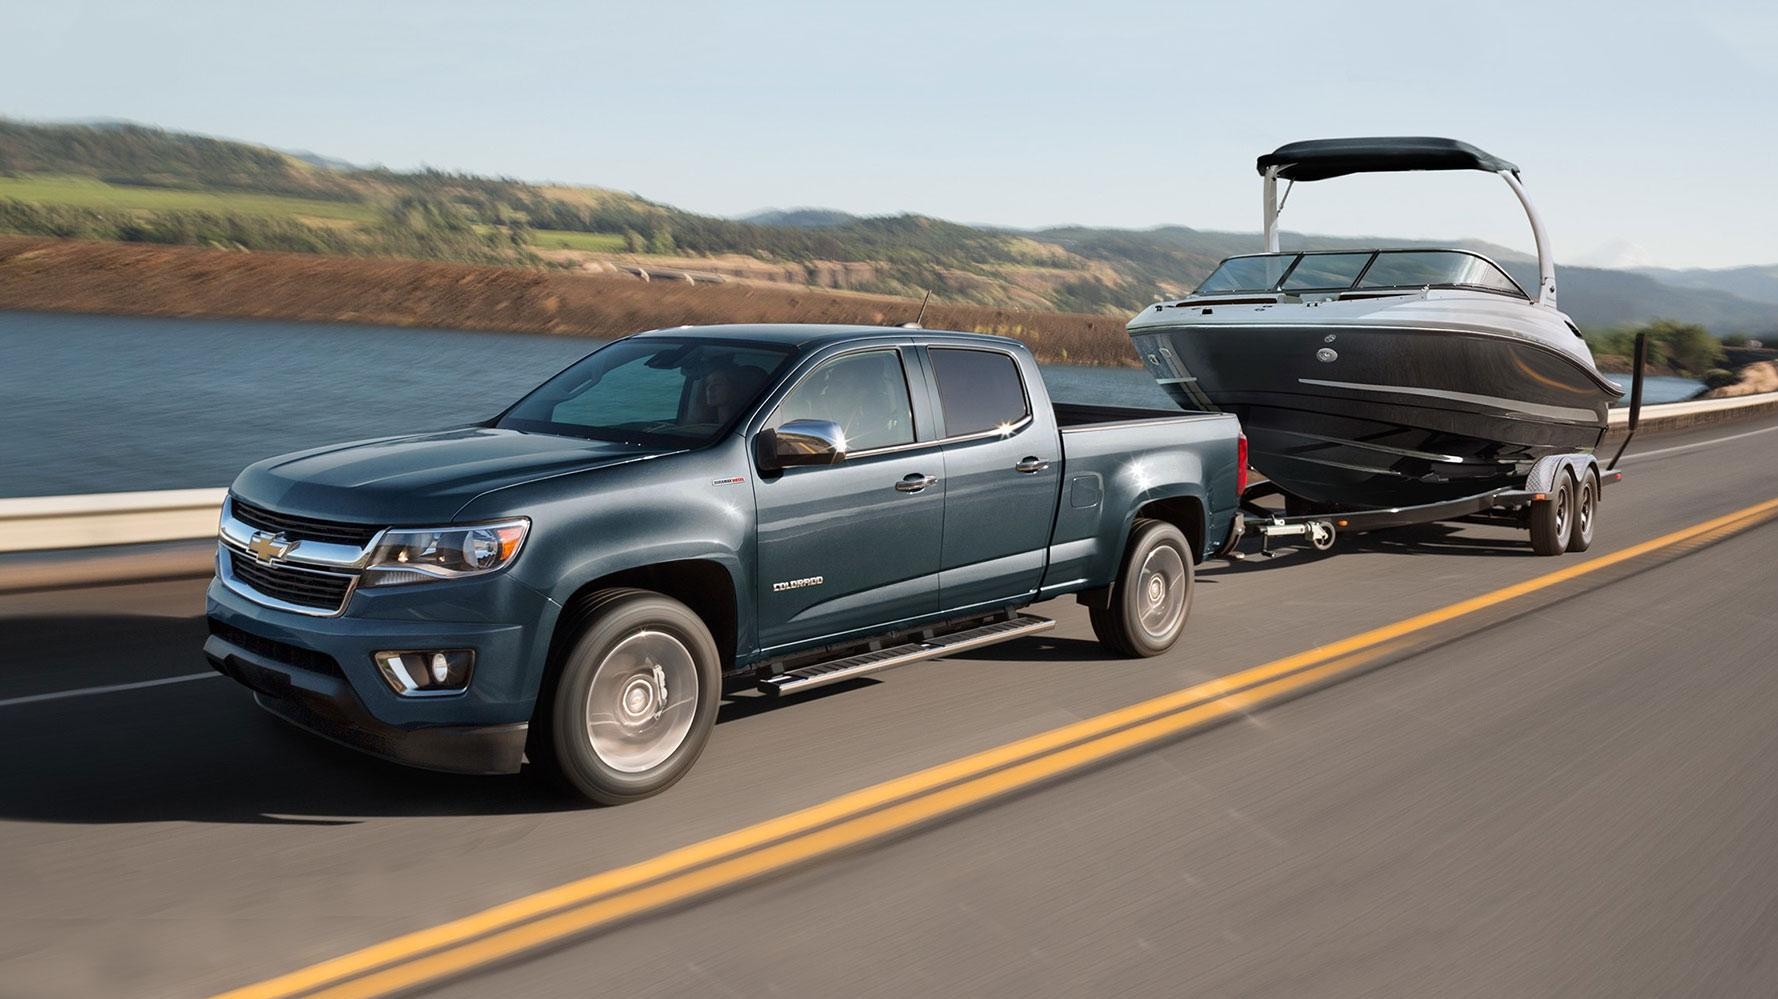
[230,497,382,546]
[226,550,356,613]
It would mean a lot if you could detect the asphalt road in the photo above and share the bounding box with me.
[2,412,1777,997]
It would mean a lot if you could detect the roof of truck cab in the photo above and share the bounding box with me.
[630,323,1025,351]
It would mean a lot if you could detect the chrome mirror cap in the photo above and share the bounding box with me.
[760,419,847,469]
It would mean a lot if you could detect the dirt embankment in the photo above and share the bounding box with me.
[1704,361,1778,399]
[0,237,1143,367]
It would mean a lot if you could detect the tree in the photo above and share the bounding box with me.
[1641,319,1721,375]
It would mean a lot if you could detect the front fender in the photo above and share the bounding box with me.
[453,439,758,687]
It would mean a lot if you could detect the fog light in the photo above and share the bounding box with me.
[374,649,474,695]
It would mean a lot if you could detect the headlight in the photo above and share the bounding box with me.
[360,519,529,587]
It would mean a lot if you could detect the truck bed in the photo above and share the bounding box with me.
[1053,402,1201,429]
[1039,402,1242,595]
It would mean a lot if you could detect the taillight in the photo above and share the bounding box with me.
[1235,433,1249,498]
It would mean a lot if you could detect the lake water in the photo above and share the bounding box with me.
[0,310,1702,498]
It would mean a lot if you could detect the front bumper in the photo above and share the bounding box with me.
[204,565,558,776]
[206,646,528,774]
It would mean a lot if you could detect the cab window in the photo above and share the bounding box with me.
[771,349,916,452]
[929,348,1030,437]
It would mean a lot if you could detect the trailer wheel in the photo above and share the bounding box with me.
[1529,471,1575,556]
[534,588,721,805]
[1090,518,1194,657]
[1568,468,1599,553]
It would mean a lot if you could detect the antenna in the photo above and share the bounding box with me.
[899,290,931,329]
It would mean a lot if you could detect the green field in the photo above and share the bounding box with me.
[529,229,626,252]
[0,174,377,223]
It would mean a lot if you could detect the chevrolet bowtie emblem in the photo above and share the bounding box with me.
[247,531,296,562]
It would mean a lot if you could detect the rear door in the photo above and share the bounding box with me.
[752,346,944,652]
[926,346,1061,612]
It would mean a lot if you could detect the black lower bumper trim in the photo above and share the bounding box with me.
[206,636,527,776]
[254,691,528,776]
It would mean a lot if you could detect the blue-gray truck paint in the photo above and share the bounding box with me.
[205,325,1241,774]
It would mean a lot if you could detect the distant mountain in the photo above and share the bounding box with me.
[1527,265,1772,333]
[739,208,859,228]
[0,117,1771,335]
[1632,264,1778,306]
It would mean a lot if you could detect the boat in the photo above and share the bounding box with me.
[1126,137,1623,511]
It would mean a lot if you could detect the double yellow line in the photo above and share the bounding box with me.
[220,496,1778,999]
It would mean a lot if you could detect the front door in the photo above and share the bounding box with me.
[753,348,943,652]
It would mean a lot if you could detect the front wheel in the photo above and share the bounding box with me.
[536,588,721,805]
[1090,518,1195,657]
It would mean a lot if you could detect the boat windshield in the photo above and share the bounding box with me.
[1194,249,1527,298]
[1195,255,1295,294]
[1357,251,1524,294]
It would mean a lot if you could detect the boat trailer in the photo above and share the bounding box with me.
[1231,334,1647,559]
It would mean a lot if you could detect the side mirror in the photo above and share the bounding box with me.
[756,419,847,471]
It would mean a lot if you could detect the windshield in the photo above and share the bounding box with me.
[1195,255,1295,294]
[497,337,796,447]
[1357,251,1525,294]
[1281,252,1371,291]
[1194,250,1527,298]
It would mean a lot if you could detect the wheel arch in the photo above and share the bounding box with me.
[1133,494,1207,564]
[546,559,740,687]
[1077,494,1206,610]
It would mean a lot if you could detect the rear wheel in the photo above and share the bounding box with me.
[1568,468,1599,553]
[535,588,721,805]
[1529,471,1575,556]
[1090,518,1194,657]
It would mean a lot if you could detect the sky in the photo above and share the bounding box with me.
[4,0,1774,269]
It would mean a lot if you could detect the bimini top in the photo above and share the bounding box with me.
[1257,137,1518,182]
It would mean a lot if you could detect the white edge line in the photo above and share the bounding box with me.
[0,671,219,709]
[1621,422,1778,463]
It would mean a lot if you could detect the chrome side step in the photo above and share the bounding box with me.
[758,613,1055,697]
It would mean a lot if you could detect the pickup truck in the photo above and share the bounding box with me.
[205,324,1244,803]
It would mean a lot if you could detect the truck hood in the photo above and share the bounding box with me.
[231,427,668,525]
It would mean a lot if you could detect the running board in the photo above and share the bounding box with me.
[758,614,1056,697]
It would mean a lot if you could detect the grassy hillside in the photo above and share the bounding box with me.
[0,118,1772,336]
[0,173,377,222]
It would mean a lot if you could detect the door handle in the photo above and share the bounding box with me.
[1014,457,1051,474]
[895,473,939,493]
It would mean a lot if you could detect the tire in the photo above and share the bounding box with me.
[1529,471,1575,556]
[1090,518,1195,657]
[1568,468,1599,553]
[534,588,721,805]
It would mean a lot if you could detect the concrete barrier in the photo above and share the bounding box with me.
[0,488,227,554]
[2,392,1775,557]
[1608,390,1778,430]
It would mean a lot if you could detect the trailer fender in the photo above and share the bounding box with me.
[1524,453,1597,496]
